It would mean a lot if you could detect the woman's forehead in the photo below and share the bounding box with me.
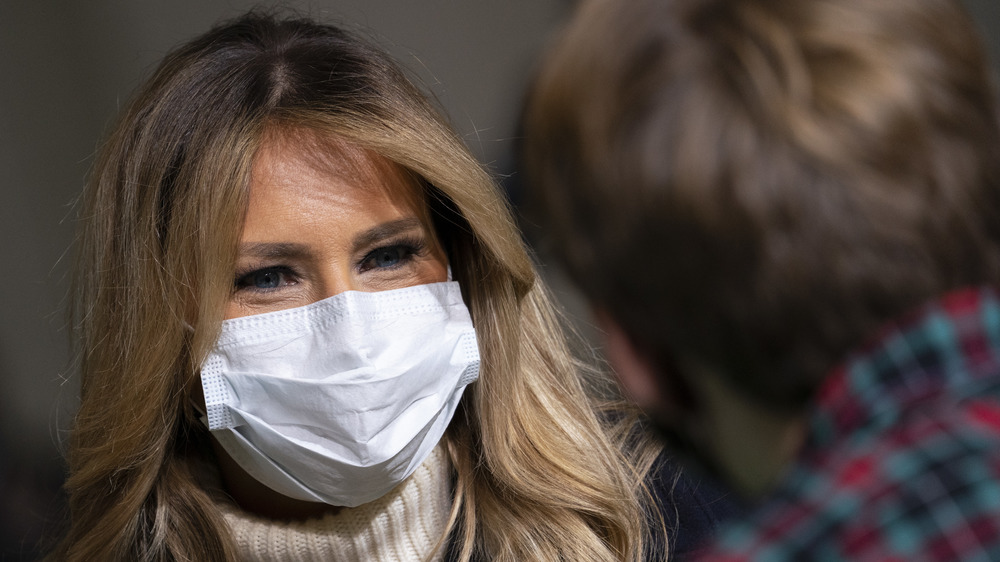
[252,127,422,202]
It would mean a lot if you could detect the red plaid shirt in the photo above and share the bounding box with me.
[695,287,1000,561]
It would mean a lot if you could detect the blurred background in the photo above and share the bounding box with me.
[1,1,997,559]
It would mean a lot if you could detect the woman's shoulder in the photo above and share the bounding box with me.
[647,452,747,560]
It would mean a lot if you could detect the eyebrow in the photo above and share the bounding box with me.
[237,241,312,260]
[351,217,424,253]
[236,218,426,259]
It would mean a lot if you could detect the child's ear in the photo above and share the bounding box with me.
[592,308,665,411]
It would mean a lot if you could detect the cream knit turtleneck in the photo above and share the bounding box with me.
[217,446,453,562]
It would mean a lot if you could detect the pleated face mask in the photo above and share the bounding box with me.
[200,280,480,507]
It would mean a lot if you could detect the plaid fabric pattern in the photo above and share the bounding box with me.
[695,287,1000,561]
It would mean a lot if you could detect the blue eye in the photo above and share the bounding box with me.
[360,243,421,272]
[235,266,293,291]
[251,270,282,289]
[372,247,404,267]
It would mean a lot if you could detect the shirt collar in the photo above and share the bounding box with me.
[806,286,1000,450]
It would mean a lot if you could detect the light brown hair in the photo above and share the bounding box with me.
[524,0,1000,409]
[54,12,660,561]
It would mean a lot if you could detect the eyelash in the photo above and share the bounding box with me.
[233,265,298,293]
[358,237,426,273]
[232,237,429,293]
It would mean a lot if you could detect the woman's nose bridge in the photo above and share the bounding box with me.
[316,264,358,300]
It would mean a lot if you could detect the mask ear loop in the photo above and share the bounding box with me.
[179,319,211,420]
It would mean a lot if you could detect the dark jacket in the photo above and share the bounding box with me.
[443,451,743,561]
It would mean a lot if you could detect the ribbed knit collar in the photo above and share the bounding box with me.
[217,445,453,562]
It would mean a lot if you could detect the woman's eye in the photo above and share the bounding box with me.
[360,244,418,272]
[235,267,294,291]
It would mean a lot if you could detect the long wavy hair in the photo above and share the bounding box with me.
[51,12,661,562]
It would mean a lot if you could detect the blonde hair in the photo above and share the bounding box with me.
[53,12,661,561]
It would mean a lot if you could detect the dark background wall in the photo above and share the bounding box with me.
[0,1,996,559]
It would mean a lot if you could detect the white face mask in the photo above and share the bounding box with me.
[200,280,480,507]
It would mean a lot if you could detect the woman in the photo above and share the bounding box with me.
[51,12,730,561]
